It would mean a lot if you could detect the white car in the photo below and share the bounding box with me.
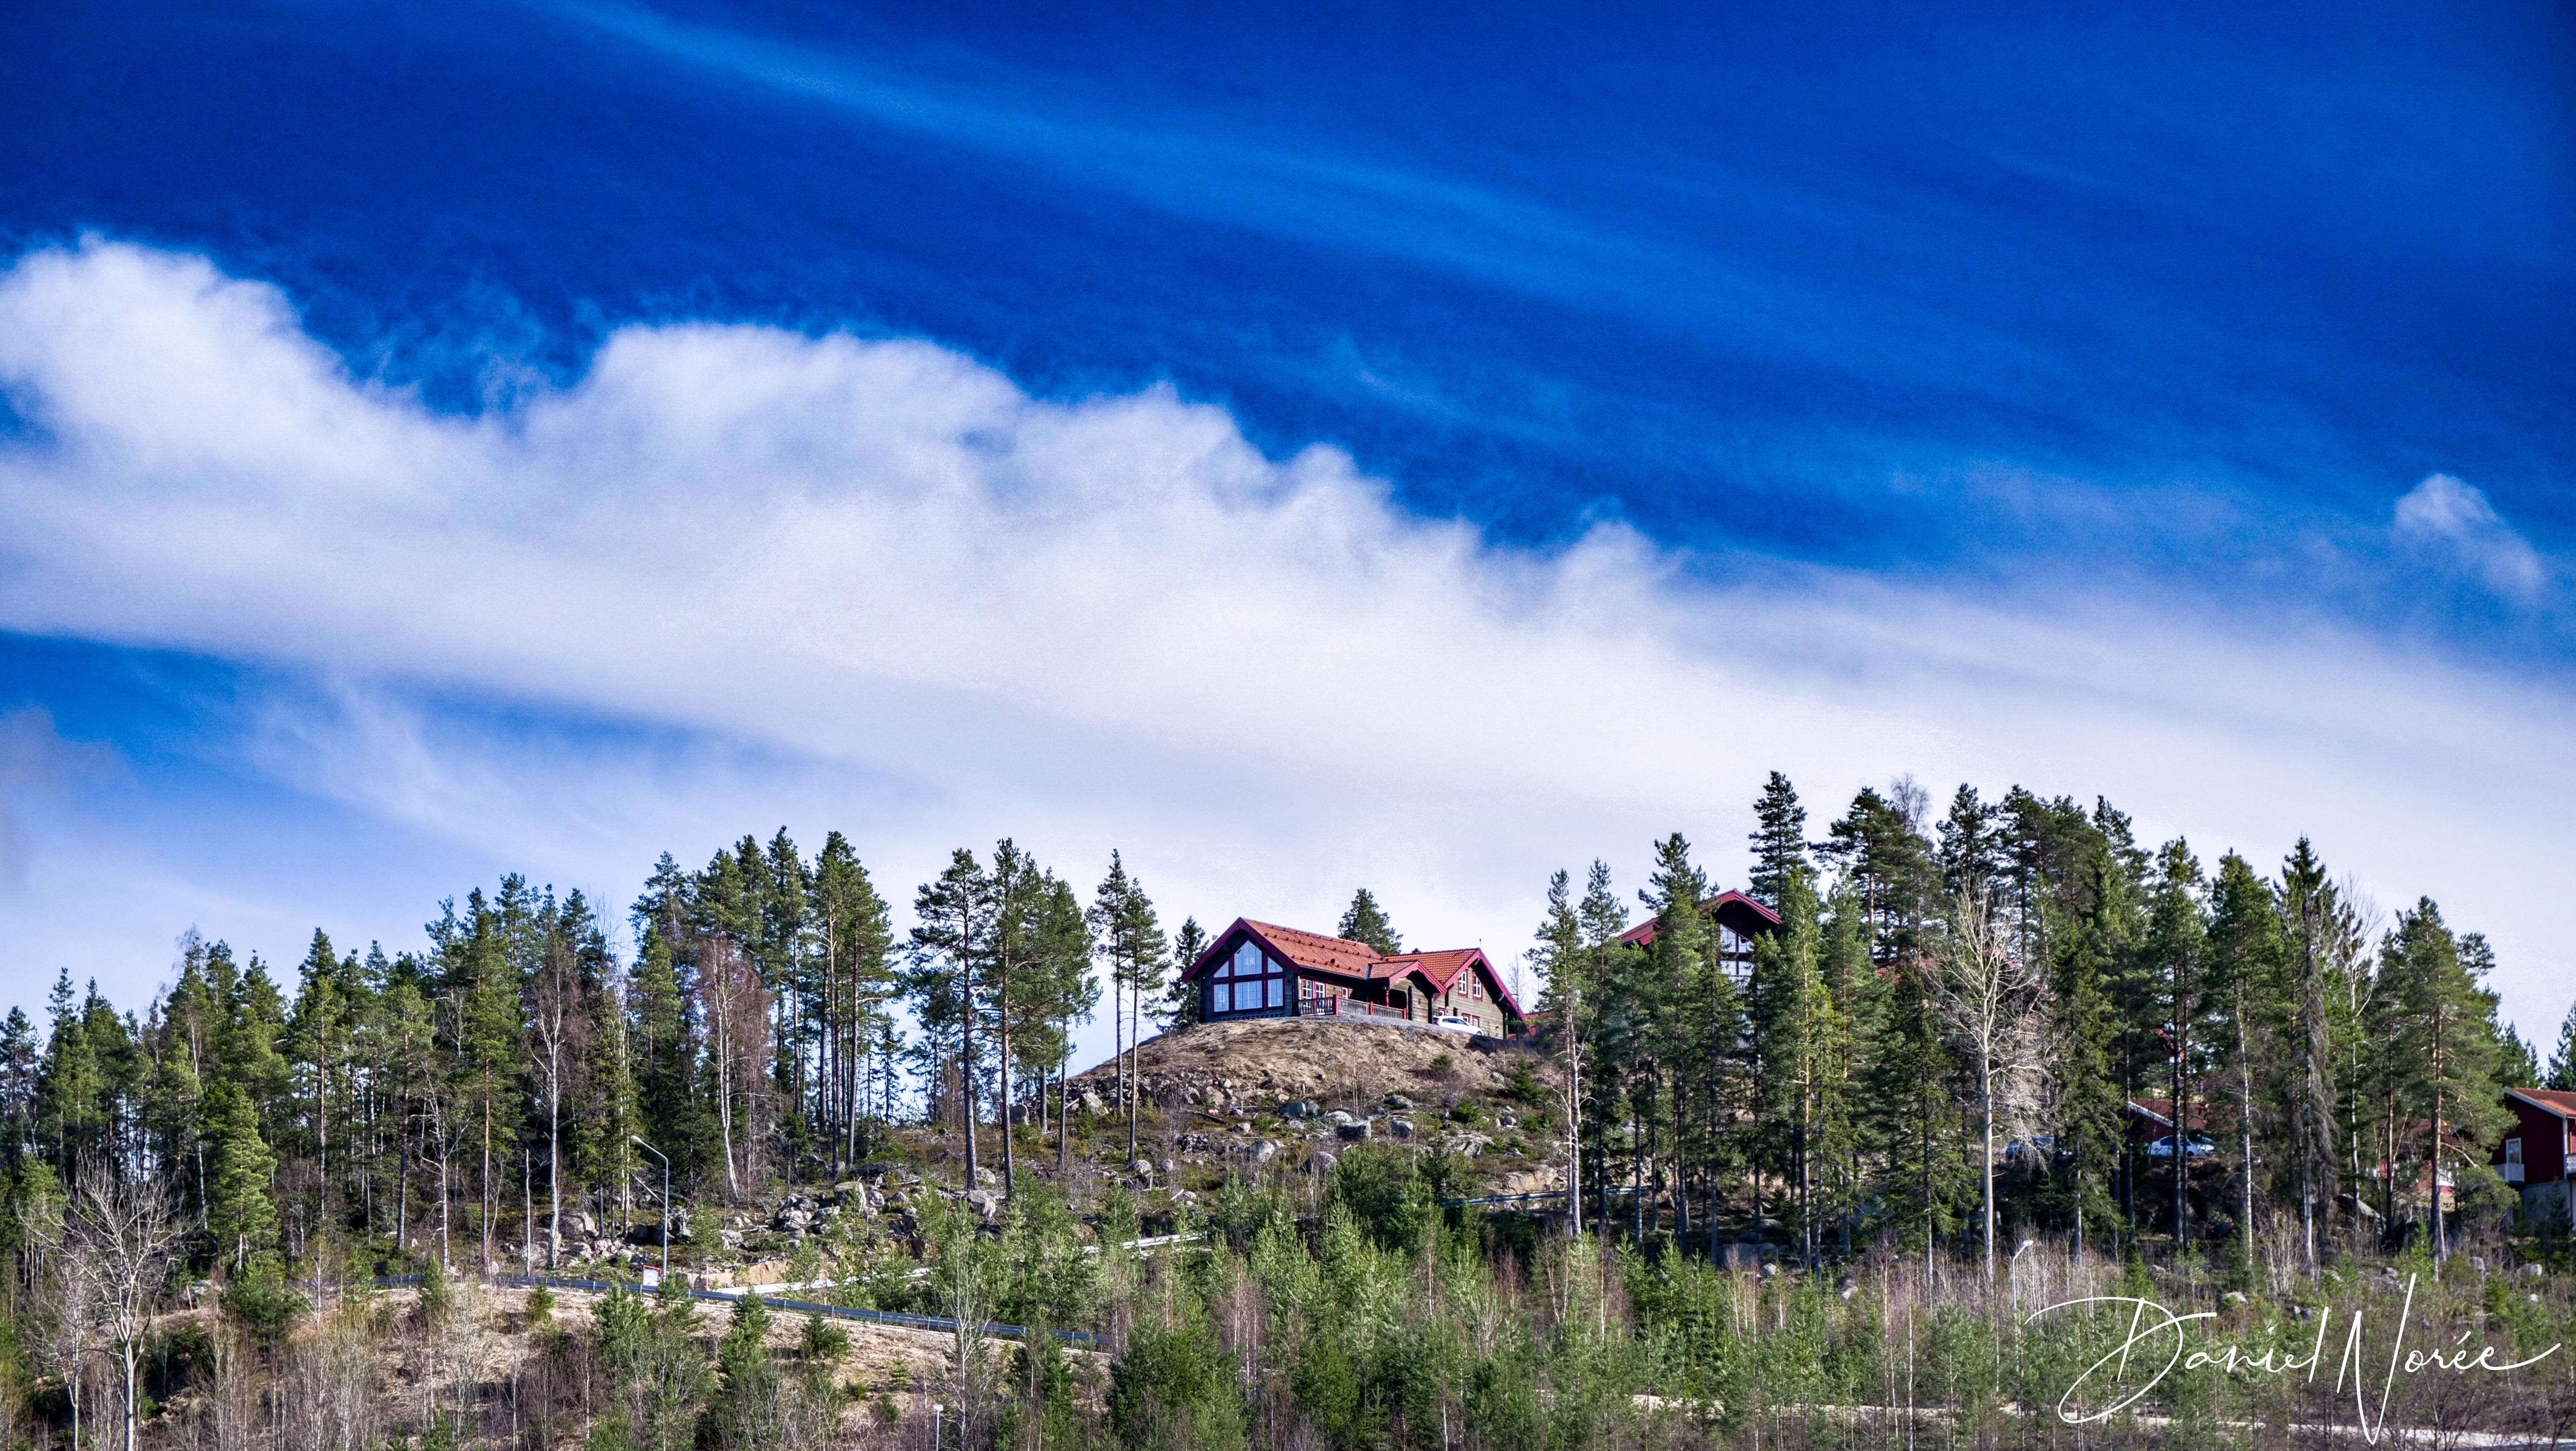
[2144,1133,2216,1159]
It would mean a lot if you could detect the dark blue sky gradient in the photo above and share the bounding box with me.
[5,0,2574,1038]
[8,0,2567,591]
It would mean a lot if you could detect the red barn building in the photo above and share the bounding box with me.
[2495,1088,2576,1226]
[1183,918,1528,1039]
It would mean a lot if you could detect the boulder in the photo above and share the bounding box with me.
[1324,1110,1355,1128]
[1130,1158,1157,1179]
[964,1189,1004,1222]
[1389,1120,1415,1140]
[974,1166,1001,1188]
[1336,1122,1371,1142]
[1251,1140,1279,1166]
[1305,1151,1338,1175]
[1386,1094,1414,1110]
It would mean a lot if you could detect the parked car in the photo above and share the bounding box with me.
[2145,1133,2216,1158]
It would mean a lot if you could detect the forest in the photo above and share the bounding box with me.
[3,772,2573,1450]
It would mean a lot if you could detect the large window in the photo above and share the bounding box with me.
[1209,938,1286,1014]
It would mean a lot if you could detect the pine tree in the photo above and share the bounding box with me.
[1819,784,1935,966]
[909,849,998,1185]
[978,840,1056,1198]
[1025,876,1098,1172]
[285,929,361,1251]
[759,829,813,1152]
[1088,853,1164,1165]
[809,833,893,1174]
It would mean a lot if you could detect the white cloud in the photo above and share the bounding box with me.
[1,240,2570,1053]
[2391,472,2549,600]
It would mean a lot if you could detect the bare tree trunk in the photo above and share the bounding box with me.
[1980,1044,1995,1292]
[998,993,1017,1198]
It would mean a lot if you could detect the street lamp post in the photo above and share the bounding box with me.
[631,1135,671,1283]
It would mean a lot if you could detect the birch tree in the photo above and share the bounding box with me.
[1929,884,2045,1294]
[64,1169,182,1451]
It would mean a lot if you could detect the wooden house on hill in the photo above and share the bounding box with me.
[1612,889,1782,984]
[2495,1087,2576,1225]
[1184,918,1529,1039]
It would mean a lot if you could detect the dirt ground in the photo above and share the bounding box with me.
[1067,1016,1553,1112]
[320,1282,1014,1397]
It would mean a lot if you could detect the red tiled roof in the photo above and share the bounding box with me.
[1375,948,1482,992]
[1230,919,1382,979]
[2511,1089,2576,1118]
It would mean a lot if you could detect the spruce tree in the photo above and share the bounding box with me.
[2205,851,2285,1275]
[1528,869,1588,1234]
[205,1079,277,1272]
[2274,838,2350,1273]
[2546,998,2576,1091]
[2141,840,2209,1244]
[1749,863,1834,1262]
[2382,903,2513,1262]
[2046,832,2129,1260]
[1813,885,1876,1253]
[1746,771,1807,908]
[1162,918,1208,1029]
[1337,890,1401,955]
[0,1006,39,1167]
[1936,785,2003,900]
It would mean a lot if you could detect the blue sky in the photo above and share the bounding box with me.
[1,0,2570,1062]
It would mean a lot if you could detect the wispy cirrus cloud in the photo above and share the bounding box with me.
[0,239,2569,1046]
[2392,472,2550,602]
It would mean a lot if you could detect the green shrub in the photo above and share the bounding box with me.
[220,1260,308,1349]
